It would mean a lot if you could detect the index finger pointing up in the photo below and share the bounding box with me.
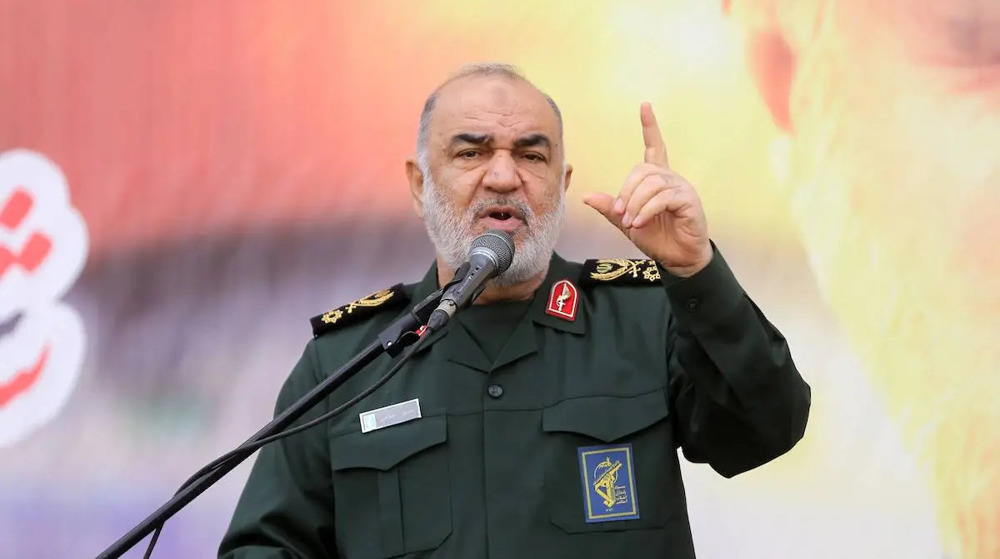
[640,102,669,167]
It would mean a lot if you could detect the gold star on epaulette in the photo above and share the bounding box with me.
[321,309,344,324]
[580,258,663,286]
[310,284,409,337]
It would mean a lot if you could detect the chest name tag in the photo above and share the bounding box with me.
[578,444,640,523]
[359,398,421,433]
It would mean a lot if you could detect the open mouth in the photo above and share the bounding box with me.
[480,205,524,223]
[489,210,515,221]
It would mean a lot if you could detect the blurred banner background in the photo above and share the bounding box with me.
[2,1,997,557]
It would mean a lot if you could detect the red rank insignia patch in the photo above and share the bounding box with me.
[546,279,579,321]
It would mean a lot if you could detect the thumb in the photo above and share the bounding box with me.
[583,192,624,229]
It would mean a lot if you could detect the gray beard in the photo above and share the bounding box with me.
[421,174,565,289]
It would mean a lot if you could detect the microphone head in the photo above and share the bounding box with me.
[470,230,515,274]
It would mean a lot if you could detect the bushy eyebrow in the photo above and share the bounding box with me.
[513,134,551,150]
[449,133,490,147]
[448,133,552,150]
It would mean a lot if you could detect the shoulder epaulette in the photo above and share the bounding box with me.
[580,258,663,286]
[310,284,410,337]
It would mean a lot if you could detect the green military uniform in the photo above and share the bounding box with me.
[219,246,811,559]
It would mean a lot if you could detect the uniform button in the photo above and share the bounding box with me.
[686,298,700,311]
[487,384,504,399]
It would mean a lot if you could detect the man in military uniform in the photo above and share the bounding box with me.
[219,63,810,558]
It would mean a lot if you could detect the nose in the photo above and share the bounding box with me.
[481,151,521,192]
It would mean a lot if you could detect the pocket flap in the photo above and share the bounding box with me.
[542,390,668,442]
[330,415,447,471]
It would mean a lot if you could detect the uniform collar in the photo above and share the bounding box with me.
[409,252,586,355]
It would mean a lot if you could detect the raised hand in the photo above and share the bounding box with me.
[583,102,713,277]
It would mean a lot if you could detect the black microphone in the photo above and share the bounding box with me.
[426,230,515,331]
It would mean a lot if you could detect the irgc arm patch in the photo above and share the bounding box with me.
[579,444,640,522]
[310,284,409,337]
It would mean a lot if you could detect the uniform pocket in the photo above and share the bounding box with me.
[542,390,681,534]
[329,414,451,558]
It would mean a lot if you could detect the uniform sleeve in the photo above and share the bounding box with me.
[661,244,811,478]
[218,341,340,558]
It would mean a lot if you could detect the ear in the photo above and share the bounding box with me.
[562,163,573,192]
[745,30,795,133]
[405,158,425,218]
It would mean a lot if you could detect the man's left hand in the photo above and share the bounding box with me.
[584,102,713,277]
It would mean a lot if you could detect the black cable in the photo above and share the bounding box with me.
[141,332,431,558]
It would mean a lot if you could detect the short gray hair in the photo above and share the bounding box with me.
[416,62,564,172]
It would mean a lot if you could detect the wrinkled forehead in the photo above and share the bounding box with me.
[429,76,562,145]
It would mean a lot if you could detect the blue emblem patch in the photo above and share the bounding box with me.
[578,443,640,523]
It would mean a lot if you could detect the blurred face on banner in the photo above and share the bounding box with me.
[407,72,572,287]
[729,0,1000,555]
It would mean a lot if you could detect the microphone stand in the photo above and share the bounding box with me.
[95,279,457,559]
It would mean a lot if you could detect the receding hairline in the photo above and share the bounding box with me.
[416,63,564,170]
[433,63,532,98]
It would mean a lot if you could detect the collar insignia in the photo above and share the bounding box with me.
[545,279,579,321]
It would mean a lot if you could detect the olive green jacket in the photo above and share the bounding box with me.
[219,248,810,559]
